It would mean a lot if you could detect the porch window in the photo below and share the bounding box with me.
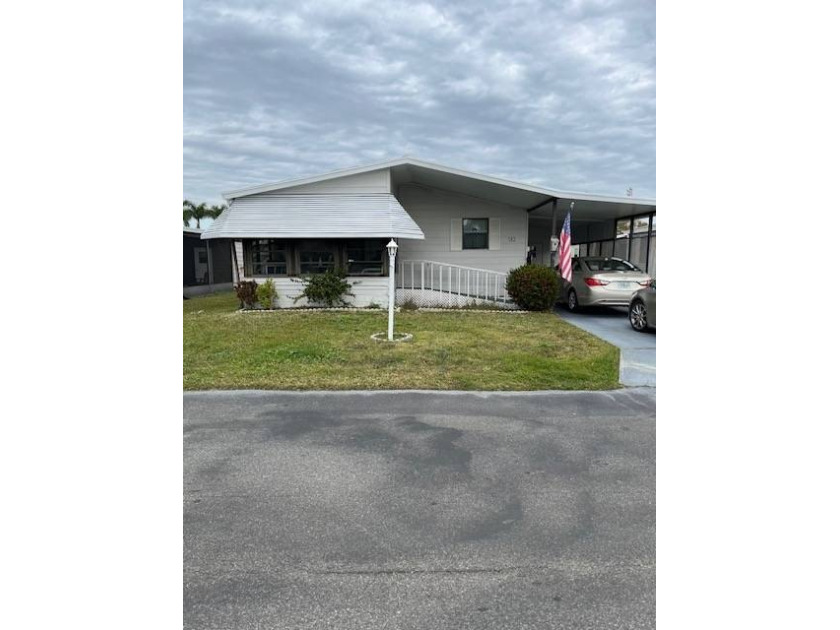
[246,239,287,276]
[299,241,337,274]
[462,218,489,249]
[346,239,386,276]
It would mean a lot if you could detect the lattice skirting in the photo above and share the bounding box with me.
[396,288,518,309]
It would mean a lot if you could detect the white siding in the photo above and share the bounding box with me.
[396,185,528,274]
[247,277,389,308]
[278,168,390,194]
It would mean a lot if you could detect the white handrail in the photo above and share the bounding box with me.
[400,260,510,275]
[396,259,511,304]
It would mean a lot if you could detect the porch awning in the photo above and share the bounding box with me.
[201,193,425,240]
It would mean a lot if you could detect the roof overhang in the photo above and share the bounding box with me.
[222,157,655,214]
[201,193,424,240]
[526,196,656,223]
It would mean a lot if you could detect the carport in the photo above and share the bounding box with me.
[527,195,656,276]
[382,159,657,276]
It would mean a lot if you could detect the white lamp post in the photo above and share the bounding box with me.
[386,239,398,341]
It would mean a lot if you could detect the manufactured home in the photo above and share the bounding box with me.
[200,158,656,308]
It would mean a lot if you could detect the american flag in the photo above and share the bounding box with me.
[558,211,573,282]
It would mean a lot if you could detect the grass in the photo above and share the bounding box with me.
[184,291,620,391]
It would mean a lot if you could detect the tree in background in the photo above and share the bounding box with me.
[183,199,194,227]
[183,200,227,228]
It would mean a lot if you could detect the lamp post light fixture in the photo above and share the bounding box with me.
[386,239,398,341]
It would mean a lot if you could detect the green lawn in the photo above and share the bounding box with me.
[183,291,620,390]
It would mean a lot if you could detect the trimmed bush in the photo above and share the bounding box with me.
[293,269,356,307]
[234,280,259,309]
[505,265,560,311]
[256,278,278,310]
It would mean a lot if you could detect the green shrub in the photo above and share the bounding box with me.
[293,270,356,307]
[400,297,419,310]
[234,280,259,309]
[256,278,278,310]
[505,265,560,311]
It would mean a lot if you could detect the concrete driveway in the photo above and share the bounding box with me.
[555,307,656,387]
[184,390,655,629]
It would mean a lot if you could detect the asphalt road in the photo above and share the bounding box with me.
[184,389,656,629]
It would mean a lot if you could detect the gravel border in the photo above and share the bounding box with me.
[370,332,414,342]
[235,307,529,313]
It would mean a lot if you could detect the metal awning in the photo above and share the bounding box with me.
[201,193,425,240]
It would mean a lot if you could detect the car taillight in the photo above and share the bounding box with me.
[637,279,651,287]
[585,277,610,287]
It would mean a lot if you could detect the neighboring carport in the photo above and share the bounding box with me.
[183,227,234,297]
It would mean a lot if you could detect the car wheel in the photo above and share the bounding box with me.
[567,288,579,312]
[629,300,648,331]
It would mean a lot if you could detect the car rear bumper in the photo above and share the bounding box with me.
[578,287,642,307]
[583,298,632,307]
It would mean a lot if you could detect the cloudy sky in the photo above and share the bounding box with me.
[184,0,655,206]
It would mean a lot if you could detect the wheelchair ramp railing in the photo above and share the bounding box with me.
[395,260,515,308]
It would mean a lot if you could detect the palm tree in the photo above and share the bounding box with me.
[190,202,212,229]
[208,203,227,220]
[184,200,226,228]
[183,199,194,227]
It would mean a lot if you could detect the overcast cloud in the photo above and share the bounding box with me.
[184,0,655,205]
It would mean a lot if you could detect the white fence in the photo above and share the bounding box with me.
[396,260,515,308]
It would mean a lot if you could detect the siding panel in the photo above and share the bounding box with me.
[397,185,528,274]
[247,277,389,308]
[278,169,390,194]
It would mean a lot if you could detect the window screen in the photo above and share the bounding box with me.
[299,241,336,274]
[246,239,287,275]
[462,219,489,249]
[346,239,385,276]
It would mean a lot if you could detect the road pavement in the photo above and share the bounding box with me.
[184,389,656,629]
